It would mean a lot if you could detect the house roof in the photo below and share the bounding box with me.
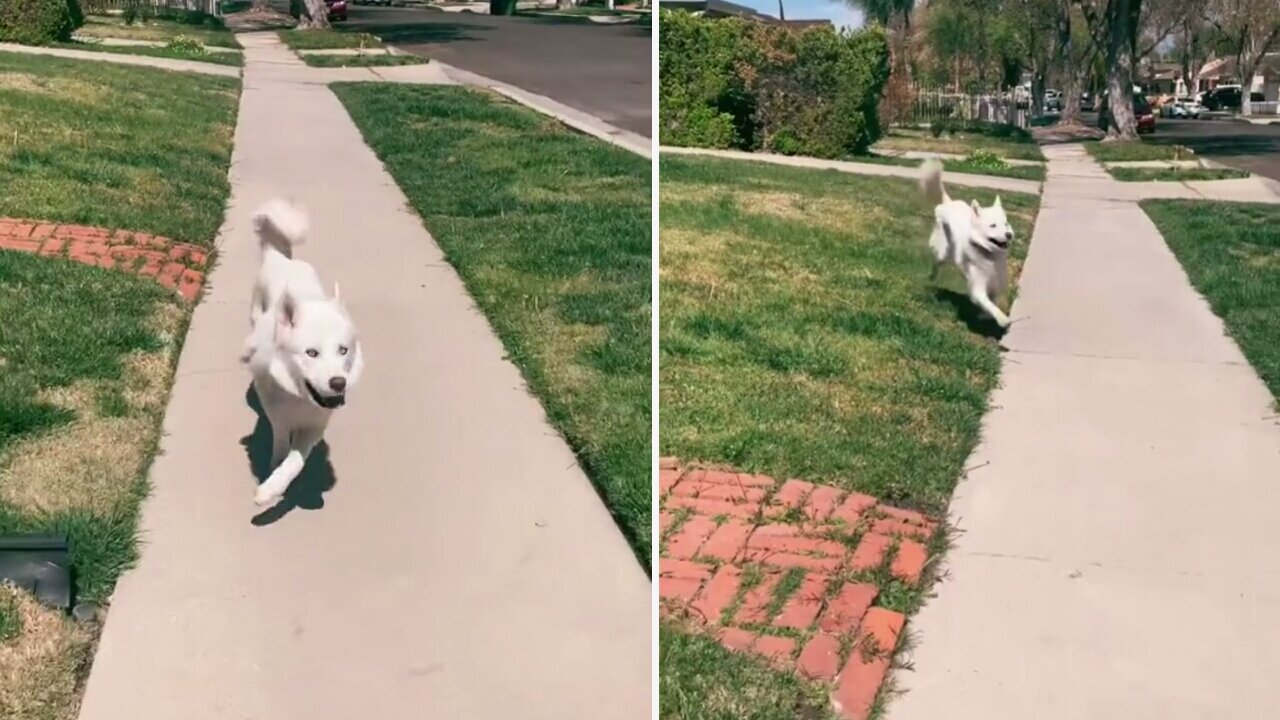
[1198,53,1280,80]
[657,0,833,26]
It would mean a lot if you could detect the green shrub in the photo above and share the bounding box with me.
[0,0,83,45]
[167,34,207,55]
[657,10,755,149]
[658,11,890,158]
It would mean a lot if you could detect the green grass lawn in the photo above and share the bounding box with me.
[0,51,235,719]
[1085,140,1194,162]
[857,153,1046,182]
[660,154,1039,511]
[660,622,838,720]
[659,154,1040,718]
[333,84,652,561]
[1143,200,1280,402]
[279,29,382,49]
[873,127,1044,162]
[74,14,240,48]
[0,52,238,246]
[1108,166,1249,182]
[301,53,426,68]
[0,251,187,720]
[54,41,245,67]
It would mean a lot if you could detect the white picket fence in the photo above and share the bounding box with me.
[88,0,222,16]
[904,87,1029,130]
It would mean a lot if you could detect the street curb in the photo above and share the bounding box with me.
[429,59,651,158]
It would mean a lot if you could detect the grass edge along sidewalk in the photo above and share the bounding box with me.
[658,154,1041,719]
[0,52,237,720]
[333,83,652,562]
[1142,199,1280,404]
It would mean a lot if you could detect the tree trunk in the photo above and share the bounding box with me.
[1061,68,1084,124]
[1103,0,1138,139]
[294,0,330,28]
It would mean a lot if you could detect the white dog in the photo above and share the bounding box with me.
[919,158,1015,328]
[241,199,364,507]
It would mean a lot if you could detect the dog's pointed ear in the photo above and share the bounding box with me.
[333,282,341,302]
[993,195,1003,210]
[276,291,299,343]
[971,199,982,217]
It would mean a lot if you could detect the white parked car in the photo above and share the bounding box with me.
[1161,97,1203,119]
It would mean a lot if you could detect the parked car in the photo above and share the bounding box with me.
[1098,92,1156,133]
[1081,92,1095,111]
[1161,96,1203,119]
[325,0,347,19]
[1201,85,1266,111]
[1045,89,1062,111]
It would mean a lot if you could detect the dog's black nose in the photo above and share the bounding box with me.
[1005,231,1013,241]
[329,377,347,393]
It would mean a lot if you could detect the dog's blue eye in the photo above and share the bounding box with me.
[338,346,348,356]
[306,349,319,358]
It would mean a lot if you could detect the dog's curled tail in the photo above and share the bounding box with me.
[919,158,950,206]
[252,198,308,258]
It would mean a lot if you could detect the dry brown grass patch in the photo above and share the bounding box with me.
[0,585,91,720]
[0,305,181,516]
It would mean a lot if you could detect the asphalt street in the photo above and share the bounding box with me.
[344,5,652,136]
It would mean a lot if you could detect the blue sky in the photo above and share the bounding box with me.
[731,0,865,29]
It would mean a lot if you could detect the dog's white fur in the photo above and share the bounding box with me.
[920,159,1015,328]
[242,199,364,506]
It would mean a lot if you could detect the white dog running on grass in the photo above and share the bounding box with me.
[919,158,1015,329]
[241,199,365,507]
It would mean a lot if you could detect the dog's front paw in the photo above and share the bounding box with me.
[254,486,282,507]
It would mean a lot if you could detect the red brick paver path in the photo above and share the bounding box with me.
[659,459,941,720]
[0,218,210,301]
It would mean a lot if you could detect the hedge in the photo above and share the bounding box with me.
[658,11,890,159]
[0,0,83,45]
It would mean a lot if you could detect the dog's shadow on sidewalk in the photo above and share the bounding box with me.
[240,385,337,527]
[934,289,1008,340]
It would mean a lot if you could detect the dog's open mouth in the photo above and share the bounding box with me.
[305,382,345,409]
[988,236,1010,250]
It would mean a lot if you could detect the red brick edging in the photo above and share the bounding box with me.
[0,218,209,301]
[659,459,941,720]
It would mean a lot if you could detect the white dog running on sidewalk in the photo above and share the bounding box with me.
[241,199,365,507]
[919,158,1015,328]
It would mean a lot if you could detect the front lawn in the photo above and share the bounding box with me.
[1108,166,1249,182]
[279,29,382,49]
[0,52,238,246]
[1085,140,1193,162]
[333,84,652,561]
[873,126,1044,161]
[858,153,1046,182]
[1142,200,1280,402]
[659,154,1040,719]
[0,252,187,720]
[302,53,426,68]
[660,155,1039,511]
[54,41,245,67]
[74,14,239,48]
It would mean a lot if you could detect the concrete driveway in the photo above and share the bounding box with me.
[343,5,652,136]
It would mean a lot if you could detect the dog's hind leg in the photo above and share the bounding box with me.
[928,222,952,281]
[255,426,322,506]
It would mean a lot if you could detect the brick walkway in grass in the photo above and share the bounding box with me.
[659,459,940,720]
[0,218,209,301]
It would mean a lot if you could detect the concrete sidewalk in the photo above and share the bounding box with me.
[77,31,649,720]
[0,42,240,76]
[889,144,1280,718]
